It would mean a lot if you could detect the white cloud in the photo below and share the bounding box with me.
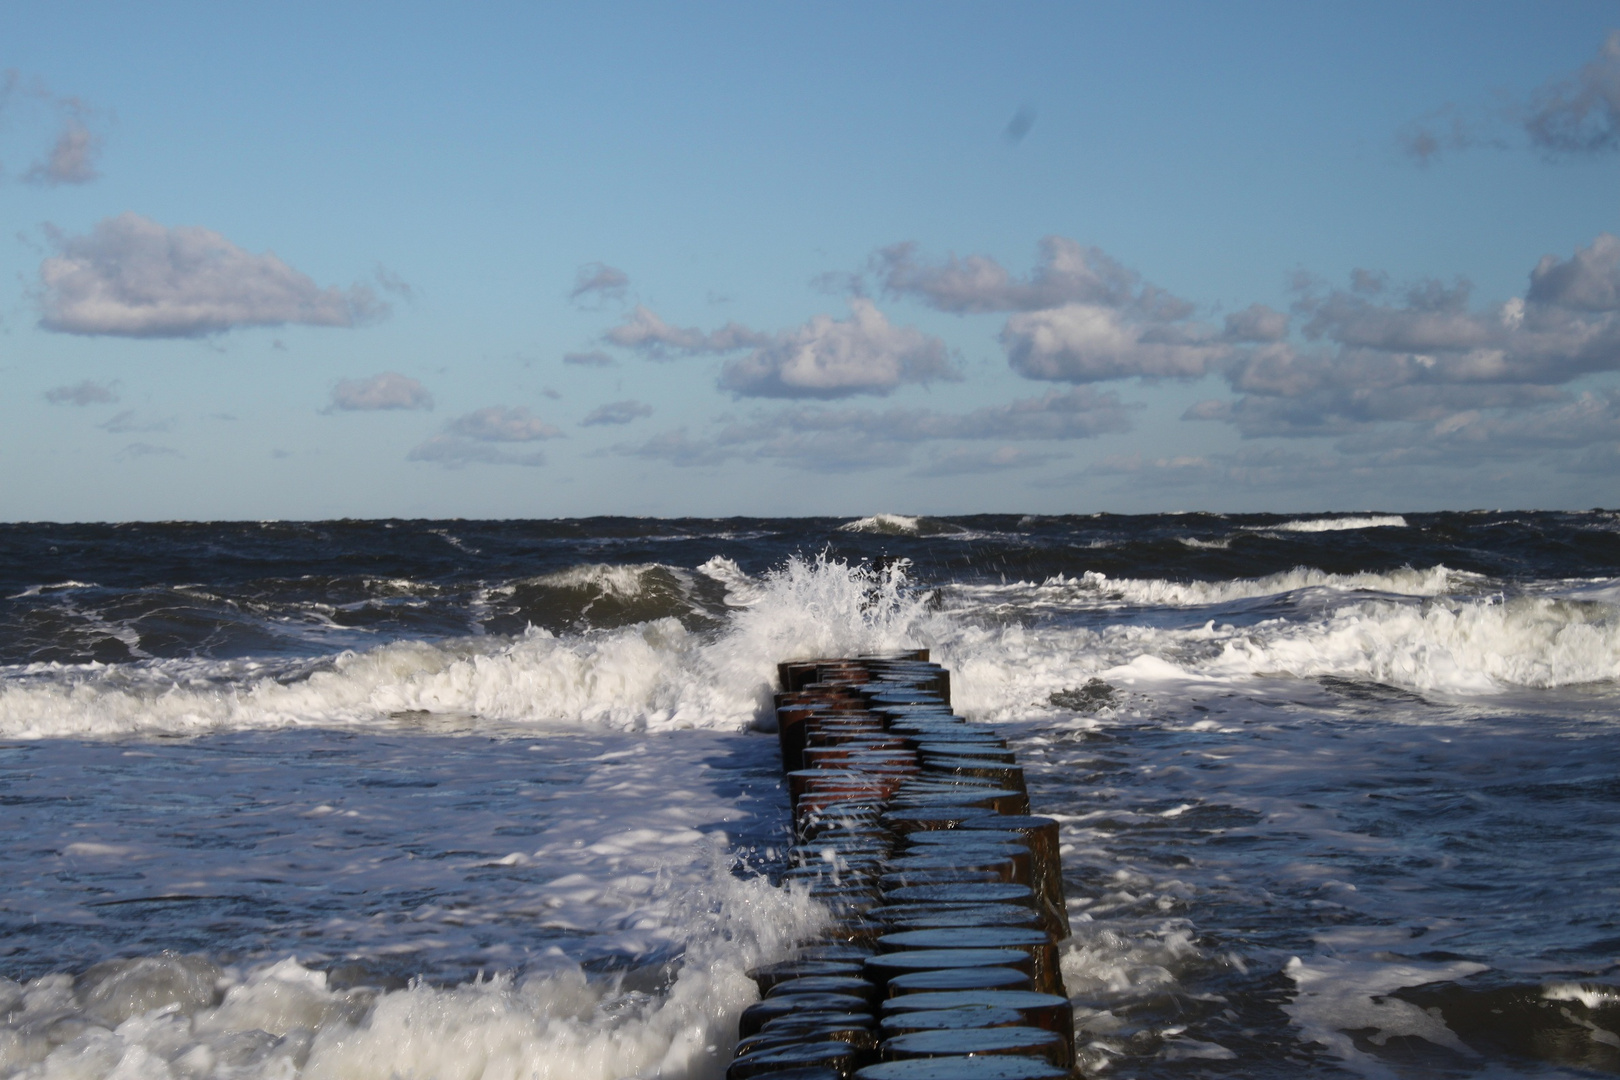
[708,388,1133,472]
[1401,31,1620,162]
[569,263,629,305]
[615,429,732,468]
[1223,303,1290,342]
[604,297,957,399]
[582,399,653,426]
[406,436,546,468]
[24,118,99,186]
[603,305,767,358]
[446,406,561,441]
[1,76,104,186]
[327,372,433,412]
[1191,235,1620,440]
[408,406,562,468]
[1526,30,1620,156]
[718,298,958,398]
[99,410,171,434]
[876,237,1225,384]
[44,379,117,406]
[38,213,385,338]
[1528,232,1620,311]
[1003,303,1225,382]
[876,236,1158,315]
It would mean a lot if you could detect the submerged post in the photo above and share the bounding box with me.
[733,652,1076,1080]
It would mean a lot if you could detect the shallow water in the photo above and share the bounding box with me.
[2,513,1618,1078]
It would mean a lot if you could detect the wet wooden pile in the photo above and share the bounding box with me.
[730,651,1075,1080]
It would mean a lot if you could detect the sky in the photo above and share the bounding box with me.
[3,2,1619,520]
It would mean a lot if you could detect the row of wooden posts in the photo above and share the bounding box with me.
[728,651,1077,1080]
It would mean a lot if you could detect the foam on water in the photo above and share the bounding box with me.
[7,554,1619,742]
[0,874,824,1080]
[0,554,941,740]
[974,564,1474,610]
[1259,515,1410,533]
[5,541,1620,1078]
[836,515,968,537]
[1284,954,1491,1077]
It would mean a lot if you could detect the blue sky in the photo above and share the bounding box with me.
[3,2,1618,519]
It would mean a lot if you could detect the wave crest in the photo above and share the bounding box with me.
[0,553,942,739]
[1260,515,1408,533]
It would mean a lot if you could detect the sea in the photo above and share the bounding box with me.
[0,511,1617,1080]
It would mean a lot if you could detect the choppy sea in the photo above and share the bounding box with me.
[1,512,1617,1079]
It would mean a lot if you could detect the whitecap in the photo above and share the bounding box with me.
[1257,515,1408,533]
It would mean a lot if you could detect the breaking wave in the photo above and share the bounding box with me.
[1260,515,1409,533]
[0,554,943,740]
[0,863,826,1080]
[964,565,1475,610]
[837,514,967,536]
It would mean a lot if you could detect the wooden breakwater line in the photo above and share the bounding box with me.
[729,651,1075,1080]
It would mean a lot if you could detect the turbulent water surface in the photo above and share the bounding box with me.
[1,512,1618,1079]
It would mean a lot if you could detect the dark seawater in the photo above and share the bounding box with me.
[1,511,1617,1079]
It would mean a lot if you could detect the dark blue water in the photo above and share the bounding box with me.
[1,511,1617,1079]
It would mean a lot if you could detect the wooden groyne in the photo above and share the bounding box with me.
[731,652,1075,1080]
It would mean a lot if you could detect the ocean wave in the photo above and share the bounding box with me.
[0,862,825,1080]
[6,551,1619,740]
[0,553,944,739]
[1256,515,1408,533]
[1202,593,1620,692]
[953,565,1474,611]
[944,589,1620,712]
[837,514,967,536]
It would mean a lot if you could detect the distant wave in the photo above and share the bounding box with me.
[1019,565,1473,607]
[1260,515,1408,533]
[838,514,967,537]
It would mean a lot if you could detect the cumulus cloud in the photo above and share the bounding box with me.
[1223,303,1289,342]
[615,429,732,468]
[327,372,432,412]
[1002,302,1226,382]
[582,399,652,426]
[1526,30,1620,155]
[876,236,1167,315]
[38,213,385,337]
[1,75,104,186]
[718,299,958,398]
[1187,234,1620,452]
[1528,232,1620,311]
[569,263,629,305]
[563,349,617,367]
[876,237,1225,384]
[373,266,415,303]
[406,436,546,468]
[605,297,957,399]
[408,405,561,468]
[446,406,561,441]
[44,379,117,405]
[708,388,1134,472]
[1401,32,1620,162]
[615,387,1131,474]
[1398,105,1492,166]
[604,305,768,358]
[24,117,100,186]
[99,410,170,434]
